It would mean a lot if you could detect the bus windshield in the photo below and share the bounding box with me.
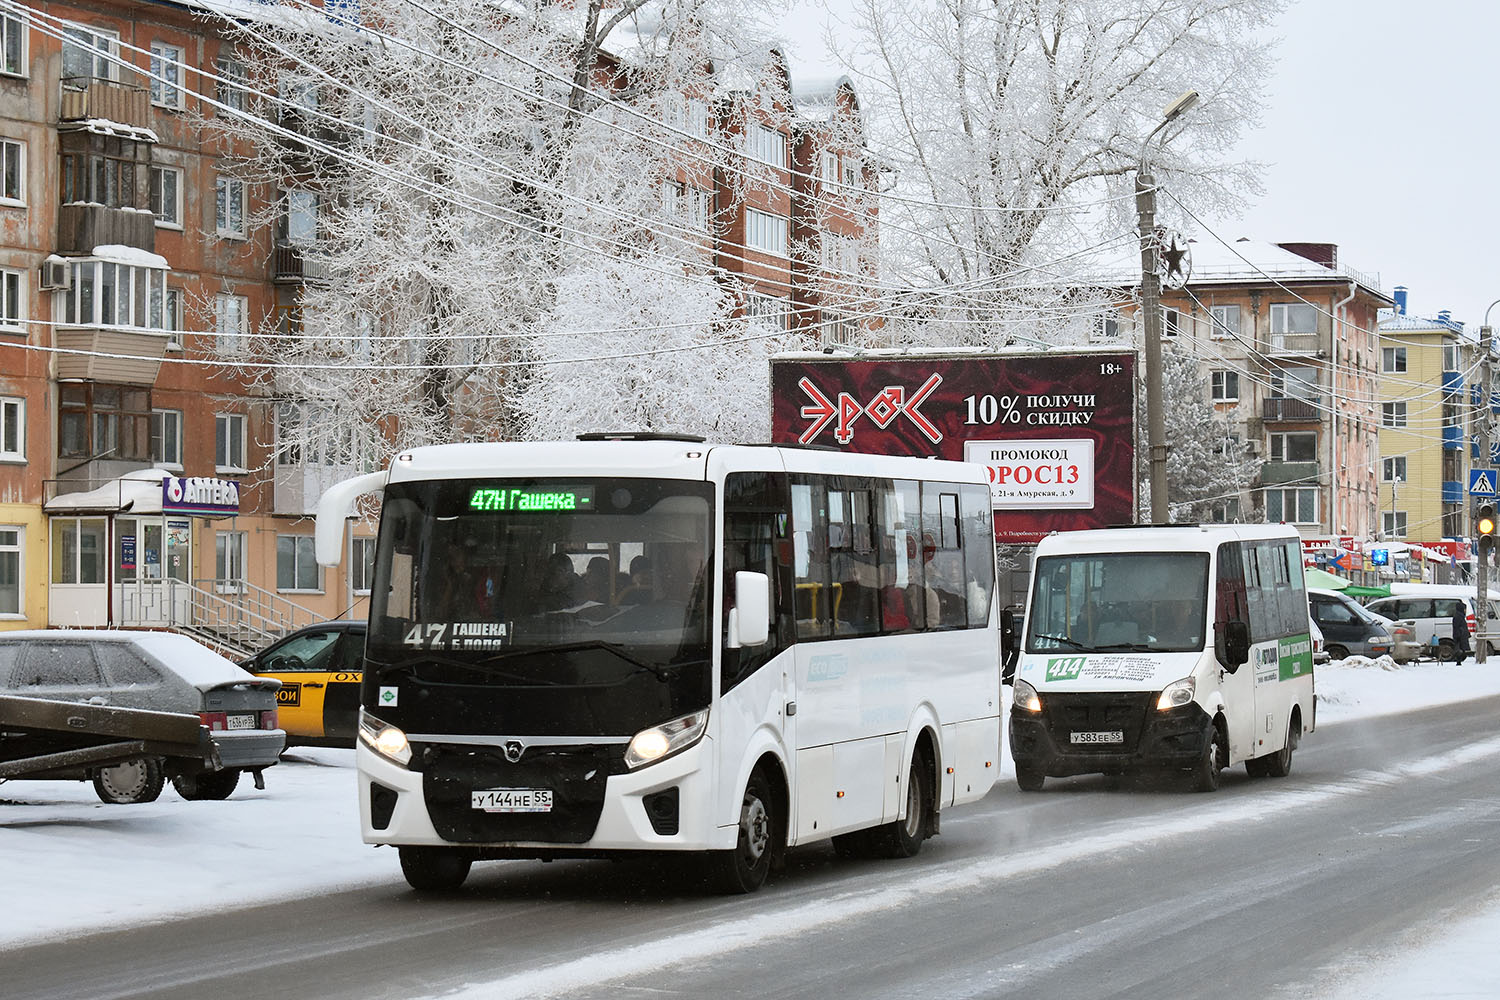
[366,477,714,733]
[1026,552,1210,654]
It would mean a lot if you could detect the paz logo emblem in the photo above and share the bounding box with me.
[504,740,524,763]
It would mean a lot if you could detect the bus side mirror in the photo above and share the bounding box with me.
[1216,619,1250,671]
[729,571,770,648]
[1000,606,1022,685]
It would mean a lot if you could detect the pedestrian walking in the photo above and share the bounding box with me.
[1451,605,1471,665]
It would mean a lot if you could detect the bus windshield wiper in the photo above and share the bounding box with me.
[1091,642,1154,652]
[389,652,568,686]
[1034,633,1087,650]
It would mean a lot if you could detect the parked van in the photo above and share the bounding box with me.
[1365,584,1500,659]
[1009,524,1314,793]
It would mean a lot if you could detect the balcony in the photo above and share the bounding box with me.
[1260,461,1319,487]
[271,244,328,283]
[1443,481,1464,505]
[57,204,155,255]
[1268,332,1319,355]
[1261,397,1320,422]
[54,327,172,386]
[1443,370,1463,396]
[59,78,152,133]
[1446,426,1463,450]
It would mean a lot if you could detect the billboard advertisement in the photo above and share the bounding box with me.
[770,350,1137,544]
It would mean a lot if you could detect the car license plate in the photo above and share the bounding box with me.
[1070,730,1124,744]
[226,714,256,731]
[472,788,553,813]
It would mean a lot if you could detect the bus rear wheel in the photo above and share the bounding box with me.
[867,754,931,858]
[1263,716,1299,778]
[399,846,473,892]
[712,768,779,894]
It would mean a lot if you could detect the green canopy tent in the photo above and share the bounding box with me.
[1340,584,1392,600]
[1305,568,1351,590]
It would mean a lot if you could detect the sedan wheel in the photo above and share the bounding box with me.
[93,758,165,804]
[172,769,241,801]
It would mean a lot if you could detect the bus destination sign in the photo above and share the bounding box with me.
[469,486,596,513]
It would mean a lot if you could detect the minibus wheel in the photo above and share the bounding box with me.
[1015,765,1045,792]
[868,755,931,858]
[1263,715,1300,778]
[1191,721,1225,792]
[399,846,472,892]
[713,768,778,893]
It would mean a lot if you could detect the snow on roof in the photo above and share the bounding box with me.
[182,0,342,32]
[91,245,171,270]
[1084,236,1389,301]
[1378,306,1466,335]
[45,469,170,515]
[61,119,159,144]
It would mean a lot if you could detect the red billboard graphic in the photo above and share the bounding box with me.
[770,351,1137,544]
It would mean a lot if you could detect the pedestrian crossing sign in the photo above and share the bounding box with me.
[1470,470,1497,497]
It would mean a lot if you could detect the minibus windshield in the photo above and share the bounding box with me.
[1027,552,1210,654]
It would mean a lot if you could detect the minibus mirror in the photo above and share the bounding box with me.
[730,571,770,647]
[1000,606,1022,685]
[1217,619,1250,671]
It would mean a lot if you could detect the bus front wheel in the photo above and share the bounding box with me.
[712,769,779,894]
[399,846,473,892]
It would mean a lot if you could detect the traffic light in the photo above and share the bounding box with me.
[1477,502,1497,556]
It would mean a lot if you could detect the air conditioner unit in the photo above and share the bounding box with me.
[1245,440,1262,456]
[40,259,71,291]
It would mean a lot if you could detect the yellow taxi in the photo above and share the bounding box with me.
[241,621,365,748]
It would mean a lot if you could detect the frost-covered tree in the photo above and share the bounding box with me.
[828,0,1281,346]
[1138,348,1260,523]
[198,0,782,466]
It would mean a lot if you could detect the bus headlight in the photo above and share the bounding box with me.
[1156,676,1196,711]
[1014,679,1042,713]
[625,710,708,770]
[358,709,412,766]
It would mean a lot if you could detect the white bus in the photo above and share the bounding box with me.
[315,436,1002,892]
[1009,524,1314,792]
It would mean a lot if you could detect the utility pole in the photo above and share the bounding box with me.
[1479,320,1493,664]
[1136,90,1198,524]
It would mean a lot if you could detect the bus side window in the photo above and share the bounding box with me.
[723,471,790,693]
[791,480,832,639]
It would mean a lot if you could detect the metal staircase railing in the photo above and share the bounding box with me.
[116,578,323,660]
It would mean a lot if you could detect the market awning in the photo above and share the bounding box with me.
[1305,568,1350,590]
[1341,584,1392,599]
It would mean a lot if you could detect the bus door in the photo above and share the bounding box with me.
[1216,541,1259,762]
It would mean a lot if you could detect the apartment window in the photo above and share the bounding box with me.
[1269,432,1316,463]
[0,526,20,614]
[215,175,245,237]
[278,190,318,245]
[0,139,22,204]
[165,288,183,337]
[0,396,22,460]
[672,95,709,139]
[150,408,183,467]
[149,43,184,109]
[351,536,375,594]
[662,181,710,231]
[1382,401,1408,428]
[1382,511,1408,538]
[747,125,786,169]
[1094,313,1120,340]
[215,413,246,471]
[746,293,789,334]
[821,151,838,185]
[59,384,150,461]
[1210,304,1239,339]
[1270,365,1319,402]
[150,165,182,228]
[0,267,21,332]
[1210,499,1241,523]
[1382,346,1407,373]
[215,293,248,353]
[824,313,857,347]
[277,535,321,592]
[0,15,25,78]
[59,136,138,209]
[62,26,117,84]
[1265,487,1318,525]
[215,57,245,113]
[744,208,788,256]
[59,259,167,329]
[841,156,861,188]
[1270,302,1317,335]
[1383,456,1407,482]
[216,530,246,588]
[1210,370,1239,402]
[1443,343,1462,371]
[1162,307,1180,338]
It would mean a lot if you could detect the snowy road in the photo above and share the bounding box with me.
[4,663,1500,1000]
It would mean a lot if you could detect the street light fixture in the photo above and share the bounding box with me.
[1138,89,1199,524]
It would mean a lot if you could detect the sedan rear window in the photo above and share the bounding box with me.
[15,642,104,686]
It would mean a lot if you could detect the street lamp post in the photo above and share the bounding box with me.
[1477,299,1499,663]
[1138,90,1199,524]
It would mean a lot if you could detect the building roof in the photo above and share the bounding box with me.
[1088,236,1391,304]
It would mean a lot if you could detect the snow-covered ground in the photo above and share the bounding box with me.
[3,656,1500,998]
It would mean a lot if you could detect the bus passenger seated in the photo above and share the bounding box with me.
[580,556,612,605]
[617,556,653,604]
[540,552,581,610]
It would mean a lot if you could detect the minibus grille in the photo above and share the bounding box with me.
[419,743,627,844]
[1043,692,1155,753]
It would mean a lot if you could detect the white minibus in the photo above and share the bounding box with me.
[1009,524,1314,792]
[315,437,1002,892]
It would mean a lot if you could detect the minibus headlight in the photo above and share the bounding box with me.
[1014,679,1042,713]
[358,709,412,766]
[1156,676,1196,711]
[625,710,708,770]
